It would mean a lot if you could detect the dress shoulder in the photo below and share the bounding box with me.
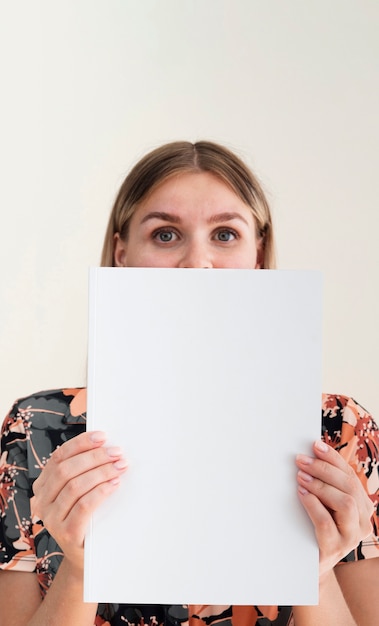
[0,388,86,580]
[2,387,86,431]
[322,393,379,561]
[321,393,378,455]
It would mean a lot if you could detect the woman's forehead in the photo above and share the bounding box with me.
[136,170,252,215]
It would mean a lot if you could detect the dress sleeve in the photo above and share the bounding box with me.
[322,394,379,562]
[0,399,37,572]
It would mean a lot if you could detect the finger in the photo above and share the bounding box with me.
[34,446,127,514]
[297,465,373,516]
[41,477,122,554]
[33,431,121,493]
[297,470,373,542]
[42,458,127,528]
[298,486,337,537]
[298,440,355,474]
[312,439,352,471]
[297,486,368,570]
[297,488,342,562]
[296,440,364,493]
[33,431,106,493]
[55,477,122,549]
[296,454,358,496]
[296,443,374,521]
[53,431,107,463]
[52,444,125,485]
[297,470,360,525]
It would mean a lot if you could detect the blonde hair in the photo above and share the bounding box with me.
[101,141,276,268]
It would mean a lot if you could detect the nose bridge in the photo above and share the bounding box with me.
[178,236,212,268]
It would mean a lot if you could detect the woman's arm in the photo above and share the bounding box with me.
[293,558,379,626]
[292,568,356,626]
[0,571,42,626]
[0,564,97,626]
[334,557,379,626]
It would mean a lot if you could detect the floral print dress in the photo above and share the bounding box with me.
[1,388,378,626]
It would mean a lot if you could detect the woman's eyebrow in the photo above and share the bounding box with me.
[140,211,181,224]
[208,212,249,226]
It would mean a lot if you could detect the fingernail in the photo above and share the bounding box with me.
[113,459,128,470]
[315,440,329,453]
[107,446,123,457]
[296,454,313,465]
[298,486,309,496]
[298,470,313,482]
[110,477,120,486]
[90,431,106,443]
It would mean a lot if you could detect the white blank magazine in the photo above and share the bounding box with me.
[84,268,322,606]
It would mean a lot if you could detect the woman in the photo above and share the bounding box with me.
[0,141,378,626]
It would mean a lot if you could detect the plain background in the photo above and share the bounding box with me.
[0,0,378,419]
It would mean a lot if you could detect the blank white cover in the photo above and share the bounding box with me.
[85,268,322,605]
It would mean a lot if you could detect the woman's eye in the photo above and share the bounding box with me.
[215,229,236,242]
[153,230,178,243]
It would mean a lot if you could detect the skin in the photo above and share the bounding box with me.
[113,172,263,269]
[0,171,378,626]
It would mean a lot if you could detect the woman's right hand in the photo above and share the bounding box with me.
[32,431,127,571]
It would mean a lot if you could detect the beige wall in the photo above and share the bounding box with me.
[1,1,378,419]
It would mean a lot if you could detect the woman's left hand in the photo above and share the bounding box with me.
[296,439,375,578]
